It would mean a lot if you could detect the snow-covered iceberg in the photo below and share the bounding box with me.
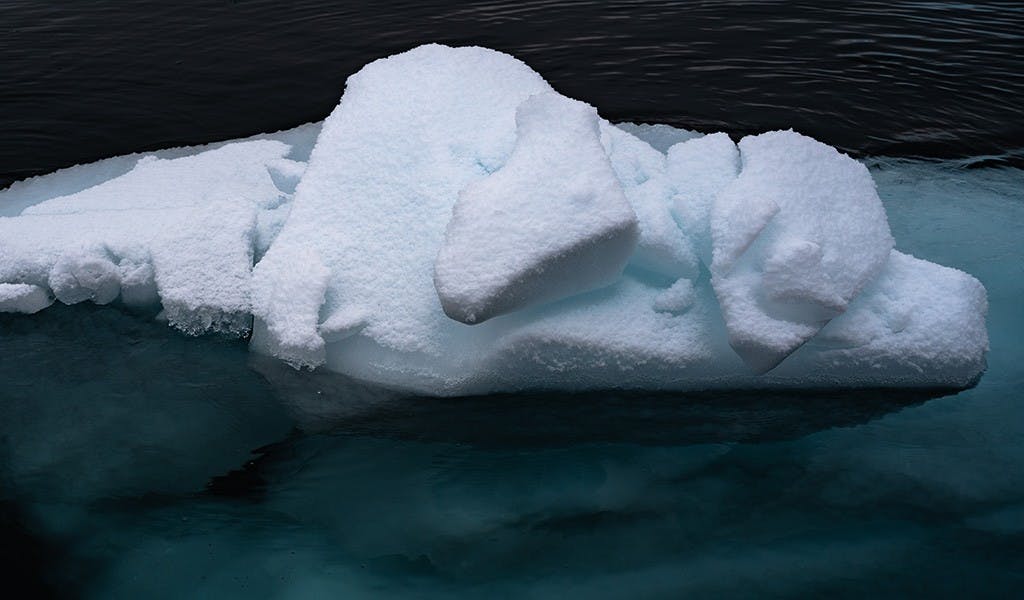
[0,44,988,395]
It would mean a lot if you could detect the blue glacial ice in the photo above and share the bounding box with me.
[0,44,989,395]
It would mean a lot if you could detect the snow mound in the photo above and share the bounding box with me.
[251,246,330,367]
[710,131,895,372]
[653,279,696,314]
[251,43,556,368]
[434,92,638,324]
[0,283,53,314]
[795,250,988,383]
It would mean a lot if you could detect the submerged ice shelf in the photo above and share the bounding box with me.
[0,44,988,395]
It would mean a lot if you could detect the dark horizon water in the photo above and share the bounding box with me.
[2,0,1024,189]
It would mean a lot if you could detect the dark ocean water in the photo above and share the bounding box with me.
[2,0,1024,188]
[2,1,1024,598]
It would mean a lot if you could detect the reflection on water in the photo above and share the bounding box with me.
[254,355,949,447]
[0,297,1020,597]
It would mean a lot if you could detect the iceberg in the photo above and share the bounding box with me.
[0,44,988,395]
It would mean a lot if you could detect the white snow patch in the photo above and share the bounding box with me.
[0,283,53,314]
[434,92,638,324]
[653,279,696,314]
[710,131,894,372]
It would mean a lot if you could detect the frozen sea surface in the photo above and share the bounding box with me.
[1,158,1021,597]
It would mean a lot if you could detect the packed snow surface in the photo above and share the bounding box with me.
[0,283,52,314]
[709,131,895,372]
[435,92,639,324]
[0,44,988,395]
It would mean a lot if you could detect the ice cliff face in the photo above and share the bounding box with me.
[0,44,989,395]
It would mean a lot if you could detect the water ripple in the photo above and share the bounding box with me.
[1,0,1023,187]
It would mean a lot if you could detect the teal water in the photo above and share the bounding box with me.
[2,159,1022,597]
